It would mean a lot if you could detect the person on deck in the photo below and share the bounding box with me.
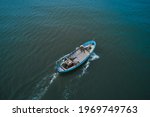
[79,45,86,53]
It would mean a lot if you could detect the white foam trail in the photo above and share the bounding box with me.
[89,52,100,61]
[49,73,58,84]
[78,61,90,77]
[31,72,58,100]
[78,52,100,77]
[63,53,100,99]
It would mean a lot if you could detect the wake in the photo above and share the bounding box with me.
[30,54,69,100]
[31,72,58,100]
[63,52,100,99]
[31,52,99,100]
[78,52,100,77]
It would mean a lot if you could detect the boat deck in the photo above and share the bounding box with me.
[57,40,96,72]
[69,49,90,63]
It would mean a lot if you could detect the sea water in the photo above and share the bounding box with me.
[0,0,150,99]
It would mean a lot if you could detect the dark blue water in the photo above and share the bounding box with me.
[0,0,150,99]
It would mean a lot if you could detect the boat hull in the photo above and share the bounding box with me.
[56,40,96,73]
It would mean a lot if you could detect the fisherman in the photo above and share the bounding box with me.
[65,58,73,67]
[79,45,86,53]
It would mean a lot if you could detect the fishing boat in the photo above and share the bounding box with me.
[56,40,96,73]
